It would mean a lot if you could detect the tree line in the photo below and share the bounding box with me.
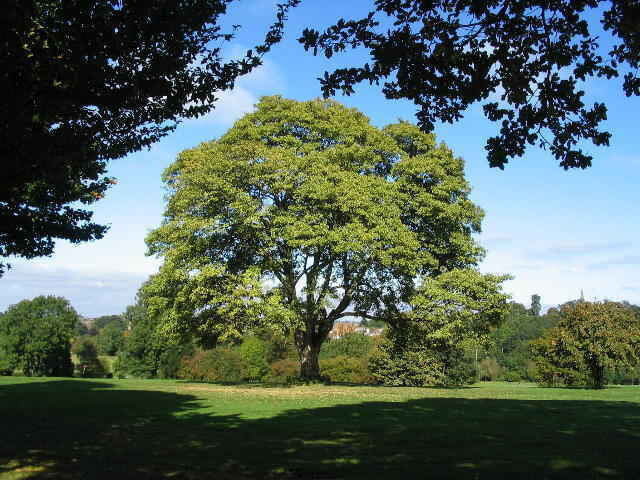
[2,291,639,389]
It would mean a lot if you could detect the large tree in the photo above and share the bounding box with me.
[1,0,297,275]
[0,296,78,376]
[145,96,501,379]
[299,1,640,169]
[531,301,640,388]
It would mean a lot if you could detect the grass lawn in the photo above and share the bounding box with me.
[1,378,639,479]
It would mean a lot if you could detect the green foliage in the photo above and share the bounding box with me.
[530,294,542,317]
[477,357,502,382]
[488,302,558,381]
[265,358,300,385]
[531,301,640,388]
[116,298,193,379]
[96,321,125,356]
[93,315,126,332]
[359,318,386,329]
[74,321,89,337]
[0,296,77,376]
[1,1,298,274]
[71,337,106,378]
[239,336,270,381]
[300,2,639,169]
[369,333,475,387]
[145,96,487,379]
[370,269,509,386]
[319,333,376,360]
[178,348,247,383]
[320,356,372,384]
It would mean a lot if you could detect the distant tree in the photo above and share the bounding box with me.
[531,301,640,388]
[486,301,559,380]
[1,0,297,275]
[300,1,640,169]
[96,321,125,356]
[0,296,77,376]
[71,336,105,378]
[144,96,489,380]
[530,294,542,317]
[116,295,192,379]
[93,315,126,332]
[74,321,89,337]
[359,318,386,329]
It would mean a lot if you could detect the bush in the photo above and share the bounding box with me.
[320,355,373,384]
[178,348,247,383]
[265,358,299,385]
[320,333,376,360]
[369,332,476,387]
[239,336,270,381]
[502,370,522,382]
[477,357,501,381]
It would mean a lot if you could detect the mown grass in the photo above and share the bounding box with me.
[1,377,638,479]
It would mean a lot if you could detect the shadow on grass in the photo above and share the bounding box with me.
[1,379,638,479]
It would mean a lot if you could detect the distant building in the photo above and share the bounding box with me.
[328,322,384,339]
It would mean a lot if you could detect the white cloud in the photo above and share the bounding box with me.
[186,49,286,127]
[187,86,258,126]
[0,262,150,317]
[480,243,640,308]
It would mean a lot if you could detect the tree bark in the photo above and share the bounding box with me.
[295,318,330,380]
[299,342,322,380]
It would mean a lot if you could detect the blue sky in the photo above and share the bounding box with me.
[2,1,639,317]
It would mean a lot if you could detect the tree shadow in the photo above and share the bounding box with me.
[1,379,638,479]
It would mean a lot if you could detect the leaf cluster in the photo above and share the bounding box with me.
[1,0,298,274]
[299,1,639,169]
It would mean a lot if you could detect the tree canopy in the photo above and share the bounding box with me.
[144,96,505,379]
[299,1,640,169]
[371,269,510,386]
[1,0,297,275]
[531,301,640,388]
[0,296,78,376]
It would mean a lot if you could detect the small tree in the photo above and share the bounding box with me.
[531,301,640,389]
[0,296,77,376]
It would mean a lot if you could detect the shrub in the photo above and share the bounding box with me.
[477,357,501,381]
[369,332,476,387]
[239,336,270,381]
[178,348,247,383]
[320,355,373,384]
[502,370,522,382]
[265,358,299,385]
[320,333,376,360]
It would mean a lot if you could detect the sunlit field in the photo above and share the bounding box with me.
[1,378,638,479]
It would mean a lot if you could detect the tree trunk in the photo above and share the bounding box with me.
[295,323,328,381]
[299,342,322,380]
